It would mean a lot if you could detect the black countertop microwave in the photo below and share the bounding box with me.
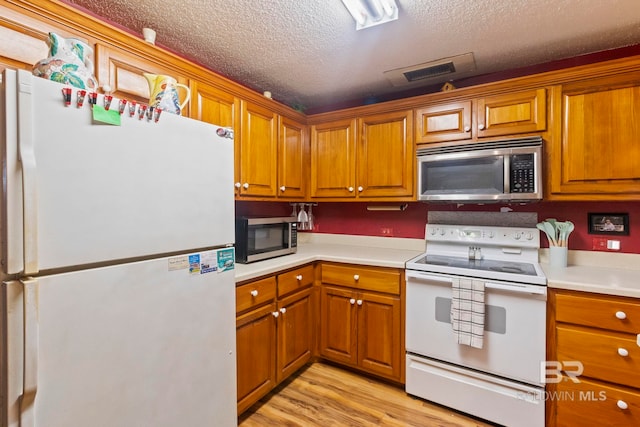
[417,136,543,203]
[235,216,297,263]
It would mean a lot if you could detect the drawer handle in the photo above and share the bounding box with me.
[357,299,363,306]
[616,311,627,320]
[353,274,360,281]
[617,400,628,410]
[280,307,287,314]
[618,348,629,357]
[350,298,356,305]
[296,274,303,281]
[272,311,279,318]
[250,290,258,297]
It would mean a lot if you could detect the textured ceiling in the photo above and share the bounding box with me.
[63,0,640,112]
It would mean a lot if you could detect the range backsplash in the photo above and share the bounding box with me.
[235,201,640,254]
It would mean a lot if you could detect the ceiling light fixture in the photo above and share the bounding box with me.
[341,0,398,30]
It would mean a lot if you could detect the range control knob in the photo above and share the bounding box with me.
[513,232,522,240]
[429,227,437,235]
[486,231,495,238]
[439,228,446,236]
[525,232,534,240]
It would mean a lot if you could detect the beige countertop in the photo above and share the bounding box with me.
[234,233,424,283]
[235,233,640,299]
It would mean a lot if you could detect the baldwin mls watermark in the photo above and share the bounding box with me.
[517,361,607,403]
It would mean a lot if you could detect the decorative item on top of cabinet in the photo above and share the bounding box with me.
[415,88,546,146]
[548,289,640,427]
[319,263,403,382]
[310,110,413,201]
[548,75,640,200]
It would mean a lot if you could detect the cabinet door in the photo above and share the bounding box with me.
[310,119,357,198]
[319,286,357,365]
[237,100,278,197]
[357,110,414,199]
[357,291,402,380]
[415,100,472,144]
[0,24,50,74]
[476,88,546,138]
[190,80,237,128]
[278,116,307,199]
[549,78,640,199]
[236,303,277,414]
[95,44,189,112]
[276,288,313,382]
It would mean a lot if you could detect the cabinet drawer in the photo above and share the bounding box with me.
[236,277,277,314]
[277,265,314,297]
[556,377,640,427]
[321,263,400,294]
[556,292,640,334]
[556,325,640,388]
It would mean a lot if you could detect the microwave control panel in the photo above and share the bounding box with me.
[509,154,535,193]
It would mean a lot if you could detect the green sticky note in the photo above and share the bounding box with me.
[92,105,121,126]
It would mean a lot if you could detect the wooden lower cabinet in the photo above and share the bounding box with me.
[319,263,403,382]
[548,289,640,426]
[236,265,314,415]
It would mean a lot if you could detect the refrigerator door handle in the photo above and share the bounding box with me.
[20,277,39,427]
[17,71,39,275]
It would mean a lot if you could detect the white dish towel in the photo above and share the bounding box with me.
[450,278,485,349]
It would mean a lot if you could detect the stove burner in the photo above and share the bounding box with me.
[414,255,538,277]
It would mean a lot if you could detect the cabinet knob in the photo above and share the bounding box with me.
[250,290,258,297]
[296,274,303,281]
[357,299,363,306]
[616,311,627,320]
[478,123,485,130]
[280,307,287,314]
[243,182,249,189]
[358,186,363,192]
[464,125,471,132]
[234,182,241,188]
[280,186,286,192]
[349,298,356,305]
[617,400,628,410]
[272,311,279,318]
[348,186,354,192]
[618,348,629,357]
[353,274,360,281]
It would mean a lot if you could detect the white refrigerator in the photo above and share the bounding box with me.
[1,69,237,426]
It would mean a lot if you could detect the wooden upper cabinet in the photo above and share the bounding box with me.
[415,88,546,146]
[278,116,307,199]
[415,100,472,144]
[95,44,189,113]
[548,76,640,200]
[190,80,237,128]
[476,88,546,137]
[310,119,357,198]
[357,110,413,199]
[237,100,278,197]
[0,24,49,74]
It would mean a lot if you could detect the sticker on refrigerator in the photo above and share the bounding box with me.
[188,253,201,275]
[199,250,218,274]
[217,248,235,272]
[168,255,189,271]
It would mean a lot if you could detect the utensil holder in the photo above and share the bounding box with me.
[549,246,568,268]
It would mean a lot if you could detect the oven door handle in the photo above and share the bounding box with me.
[406,271,453,284]
[485,282,546,295]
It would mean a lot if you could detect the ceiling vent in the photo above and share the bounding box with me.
[384,52,476,87]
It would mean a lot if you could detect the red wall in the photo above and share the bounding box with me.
[237,201,640,254]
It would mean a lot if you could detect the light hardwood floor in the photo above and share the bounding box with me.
[238,363,495,426]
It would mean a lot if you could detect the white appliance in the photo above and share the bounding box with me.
[1,69,237,427]
[405,223,547,427]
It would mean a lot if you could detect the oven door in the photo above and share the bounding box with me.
[405,270,546,386]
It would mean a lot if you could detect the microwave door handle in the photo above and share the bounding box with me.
[503,154,510,194]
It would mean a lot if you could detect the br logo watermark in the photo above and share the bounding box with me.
[541,360,584,384]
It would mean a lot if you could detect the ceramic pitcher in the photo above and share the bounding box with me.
[143,73,191,115]
[33,32,98,90]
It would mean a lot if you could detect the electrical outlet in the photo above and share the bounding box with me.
[380,227,394,237]
[592,237,621,251]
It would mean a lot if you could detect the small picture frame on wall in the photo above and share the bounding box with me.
[588,213,629,235]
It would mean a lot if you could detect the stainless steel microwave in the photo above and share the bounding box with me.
[235,216,297,263]
[417,136,543,203]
